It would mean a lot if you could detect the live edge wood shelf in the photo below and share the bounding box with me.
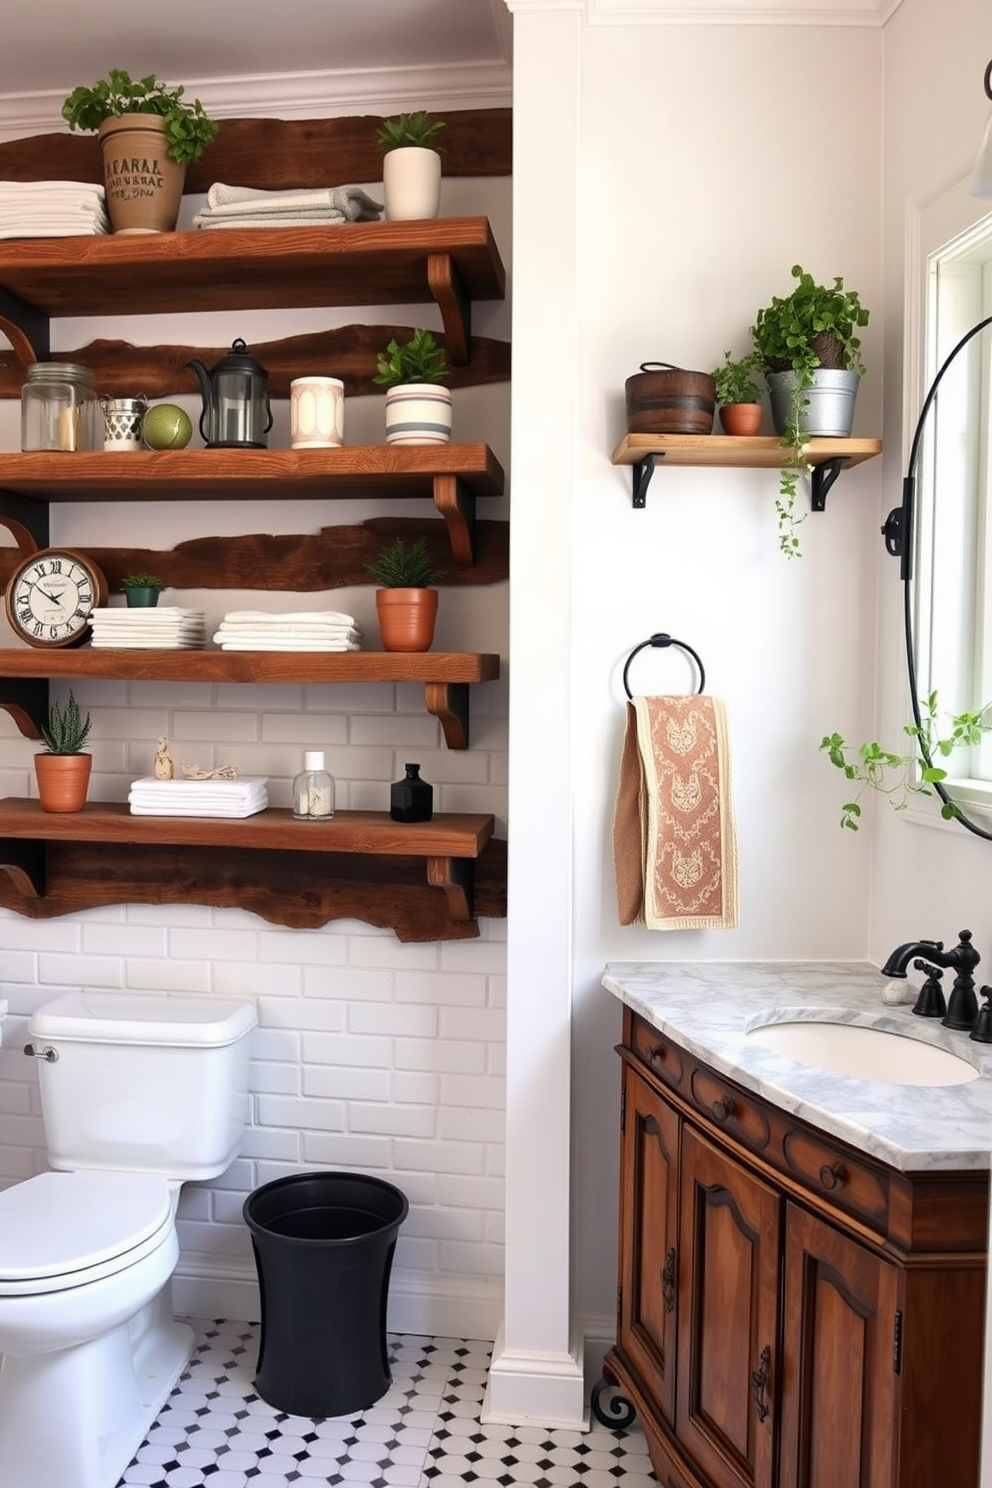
[612,433,883,510]
[0,801,501,943]
[0,650,499,752]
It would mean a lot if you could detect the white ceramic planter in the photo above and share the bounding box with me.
[382,147,442,221]
[384,384,452,446]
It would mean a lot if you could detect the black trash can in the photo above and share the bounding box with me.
[243,1170,409,1417]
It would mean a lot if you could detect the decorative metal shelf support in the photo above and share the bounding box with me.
[630,451,659,508]
[626,447,856,511]
[810,456,846,512]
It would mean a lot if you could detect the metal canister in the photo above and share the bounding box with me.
[100,395,149,452]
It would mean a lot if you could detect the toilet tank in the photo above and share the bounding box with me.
[28,992,257,1180]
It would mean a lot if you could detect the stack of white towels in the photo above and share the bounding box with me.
[0,180,109,238]
[213,610,362,652]
[128,776,269,819]
[193,182,383,231]
[89,608,206,650]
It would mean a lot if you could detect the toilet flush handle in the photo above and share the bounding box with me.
[22,1043,58,1063]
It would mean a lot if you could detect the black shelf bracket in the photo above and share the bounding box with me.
[810,456,847,512]
[630,451,660,508]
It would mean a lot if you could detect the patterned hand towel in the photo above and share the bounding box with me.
[613,695,739,930]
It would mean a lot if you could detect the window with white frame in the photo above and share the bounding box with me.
[914,203,992,812]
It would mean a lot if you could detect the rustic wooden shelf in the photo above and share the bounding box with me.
[0,650,500,751]
[0,218,506,366]
[0,445,505,567]
[0,802,505,942]
[612,433,883,509]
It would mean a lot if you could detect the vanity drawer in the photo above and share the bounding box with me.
[779,1124,890,1229]
[628,1013,684,1091]
[686,1065,772,1154]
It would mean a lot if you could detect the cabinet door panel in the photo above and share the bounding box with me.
[619,1066,680,1425]
[779,1203,897,1488]
[676,1126,780,1488]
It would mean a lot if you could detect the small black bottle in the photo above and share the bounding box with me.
[391,763,433,822]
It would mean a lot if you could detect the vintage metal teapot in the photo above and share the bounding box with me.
[186,338,273,448]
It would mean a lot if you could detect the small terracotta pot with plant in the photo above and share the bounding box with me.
[711,350,764,436]
[61,69,219,233]
[34,690,93,814]
[366,537,444,652]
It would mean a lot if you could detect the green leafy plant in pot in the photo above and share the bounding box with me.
[751,265,870,558]
[61,69,219,233]
[374,329,452,447]
[121,573,164,608]
[366,536,444,652]
[711,350,763,436]
[34,690,93,813]
[376,111,447,221]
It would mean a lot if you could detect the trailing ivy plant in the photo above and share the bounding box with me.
[819,692,992,830]
[711,350,763,408]
[751,265,870,559]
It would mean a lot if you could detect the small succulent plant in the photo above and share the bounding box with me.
[40,691,92,755]
[376,111,446,153]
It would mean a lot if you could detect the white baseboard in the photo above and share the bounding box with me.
[481,1321,589,1430]
[171,1257,504,1343]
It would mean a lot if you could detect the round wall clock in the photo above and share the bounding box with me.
[4,548,108,649]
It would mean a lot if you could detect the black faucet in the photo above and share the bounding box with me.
[881,929,981,1031]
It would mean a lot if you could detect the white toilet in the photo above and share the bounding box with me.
[0,990,257,1488]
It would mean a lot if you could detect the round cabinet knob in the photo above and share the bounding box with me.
[711,1096,734,1124]
[648,1044,666,1064]
[819,1161,847,1191]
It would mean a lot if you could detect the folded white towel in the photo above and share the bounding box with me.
[213,638,363,652]
[94,608,203,620]
[213,624,359,639]
[221,610,357,626]
[202,182,383,218]
[90,638,205,650]
[0,180,106,198]
[128,802,268,818]
[131,777,268,793]
[0,226,109,239]
[195,214,358,230]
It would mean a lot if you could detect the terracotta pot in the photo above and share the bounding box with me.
[375,588,439,652]
[719,403,764,436]
[34,753,92,814]
[99,115,186,234]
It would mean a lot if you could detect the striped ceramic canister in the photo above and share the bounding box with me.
[384,383,452,446]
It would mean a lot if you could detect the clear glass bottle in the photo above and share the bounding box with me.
[292,750,335,820]
[390,762,433,822]
[21,362,101,452]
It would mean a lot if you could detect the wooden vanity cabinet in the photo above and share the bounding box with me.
[603,1008,987,1488]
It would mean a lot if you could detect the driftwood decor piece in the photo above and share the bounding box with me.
[0,326,511,401]
[0,110,512,193]
[0,515,509,593]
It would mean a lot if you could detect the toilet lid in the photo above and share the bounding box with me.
[0,1172,172,1289]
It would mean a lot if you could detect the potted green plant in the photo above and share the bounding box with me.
[373,329,451,447]
[120,573,164,608]
[711,350,763,436]
[61,69,219,234]
[34,690,93,814]
[751,265,870,557]
[376,110,447,221]
[366,536,444,652]
[819,693,991,831]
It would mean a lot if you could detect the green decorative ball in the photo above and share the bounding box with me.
[142,403,193,450]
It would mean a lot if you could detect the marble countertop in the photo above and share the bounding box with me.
[602,961,992,1172]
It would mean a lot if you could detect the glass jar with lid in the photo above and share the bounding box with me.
[21,362,101,452]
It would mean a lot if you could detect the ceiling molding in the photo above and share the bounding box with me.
[587,0,896,22]
[0,60,514,141]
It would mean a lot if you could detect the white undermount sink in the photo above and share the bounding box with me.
[745,1019,980,1087]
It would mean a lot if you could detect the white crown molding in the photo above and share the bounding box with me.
[0,59,513,140]
[588,0,897,21]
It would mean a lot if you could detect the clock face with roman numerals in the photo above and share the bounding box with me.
[4,548,108,648]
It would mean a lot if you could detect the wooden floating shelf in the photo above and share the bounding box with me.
[0,218,506,366]
[0,802,496,929]
[612,433,883,509]
[0,445,505,568]
[0,650,501,751]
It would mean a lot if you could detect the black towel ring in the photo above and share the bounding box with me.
[622,633,706,700]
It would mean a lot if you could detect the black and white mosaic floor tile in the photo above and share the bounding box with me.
[116,1319,657,1488]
